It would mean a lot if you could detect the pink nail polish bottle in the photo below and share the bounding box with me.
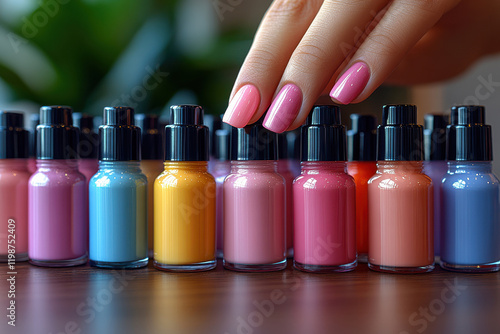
[368,105,434,273]
[29,106,88,267]
[223,121,286,272]
[0,112,30,262]
[293,105,357,272]
[278,134,295,257]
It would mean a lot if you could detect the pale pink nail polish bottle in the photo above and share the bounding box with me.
[293,105,357,272]
[368,105,434,274]
[29,106,88,267]
[0,112,30,262]
[223,121,286,272]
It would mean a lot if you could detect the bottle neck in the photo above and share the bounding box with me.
[447,161,492,173]
[0,159,28,171]
[230,160,277,173]
[36,159,79,170]
[301,161,347,173]
[346,161,376,173]
[164,161,208,172]
[99,161,142,172]
[376,161,423,173]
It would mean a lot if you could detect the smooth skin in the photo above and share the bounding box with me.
[223,0,500,132]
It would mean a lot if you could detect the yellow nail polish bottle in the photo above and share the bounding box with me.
[154,105,216,272]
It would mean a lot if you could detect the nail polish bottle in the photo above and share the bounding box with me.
[346,114,377,263]
[89,106,148,269]
[278,133,295,257]
[441,106,500,272]
[213,129,231,258]
[73,113,99,186]
[293,105,356,272]
[203,114,222,174]
[154,105,216,272]
[135,113,163,256]
[286,129,301,177]
[0,112,30,262]
[27,113,39,174]
[29,106,88,267]
[422,114,448,260]
[368,104,434,273]
[223,121,286,272]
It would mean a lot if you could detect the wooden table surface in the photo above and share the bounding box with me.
[1,260,499,334]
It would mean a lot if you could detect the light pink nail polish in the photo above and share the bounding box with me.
[223,84,260,128]
[263,84,302,133]
[330,62,370,105]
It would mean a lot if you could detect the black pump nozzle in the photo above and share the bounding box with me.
[164,105,209,161]
[447,105,492,161]
[0,111,29,159]
[99,106,141,161]
[301,105,346,162]
[135,114,162,160]
[377,104,423,161]
[347,114,377,161]
[424,114,448,161]
[37,106,79,160]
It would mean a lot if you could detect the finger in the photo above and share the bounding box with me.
[262,0,389,133]
[329,0,461,105]
[223,0,323,128]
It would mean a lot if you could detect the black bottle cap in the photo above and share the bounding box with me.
[231,119,278,161]
[73,113,99,159]
[286,129,300,160]
[0,111,29,159]
[203,114,222,157]
[214,129,230,161]
[278,133,288,160]
[164,105,209,161]
[347,114,377,161]
[135,114,162,160]
[446,105,492,161]
[424,114,448,161]
[37,106,79,160]
[377,105,423,161]
[301,105,346,162]
[28,114,39,158]
[99,106,141,161]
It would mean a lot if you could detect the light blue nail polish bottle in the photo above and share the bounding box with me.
[441,105,500,272]
[89,106,148,269]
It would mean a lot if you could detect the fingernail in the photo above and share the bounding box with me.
[330,62,370,104]
[263,83,302,133]
[223,84,260,128]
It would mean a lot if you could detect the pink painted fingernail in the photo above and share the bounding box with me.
[330,62,370,104]
[263,83,302,133]
[223,84,260,128]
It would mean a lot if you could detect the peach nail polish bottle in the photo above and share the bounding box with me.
[347,114,377,263]
[368,105,434,274]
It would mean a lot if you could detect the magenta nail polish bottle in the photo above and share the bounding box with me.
[213,129,231,258]
[223,121,286,272]
[293,105,357,272]
[29,106,88,267]
[0,112,30,262]
[73,113,99,187]
[278,133,295,257]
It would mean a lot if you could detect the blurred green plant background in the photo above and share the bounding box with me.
[0,0,267,118]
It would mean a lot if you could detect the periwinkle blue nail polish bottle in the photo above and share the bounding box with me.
[89,106,148,269]
[441,105,500,272]
[422,114,448,260]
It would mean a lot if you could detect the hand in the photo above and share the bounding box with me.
[222,0,500,132]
